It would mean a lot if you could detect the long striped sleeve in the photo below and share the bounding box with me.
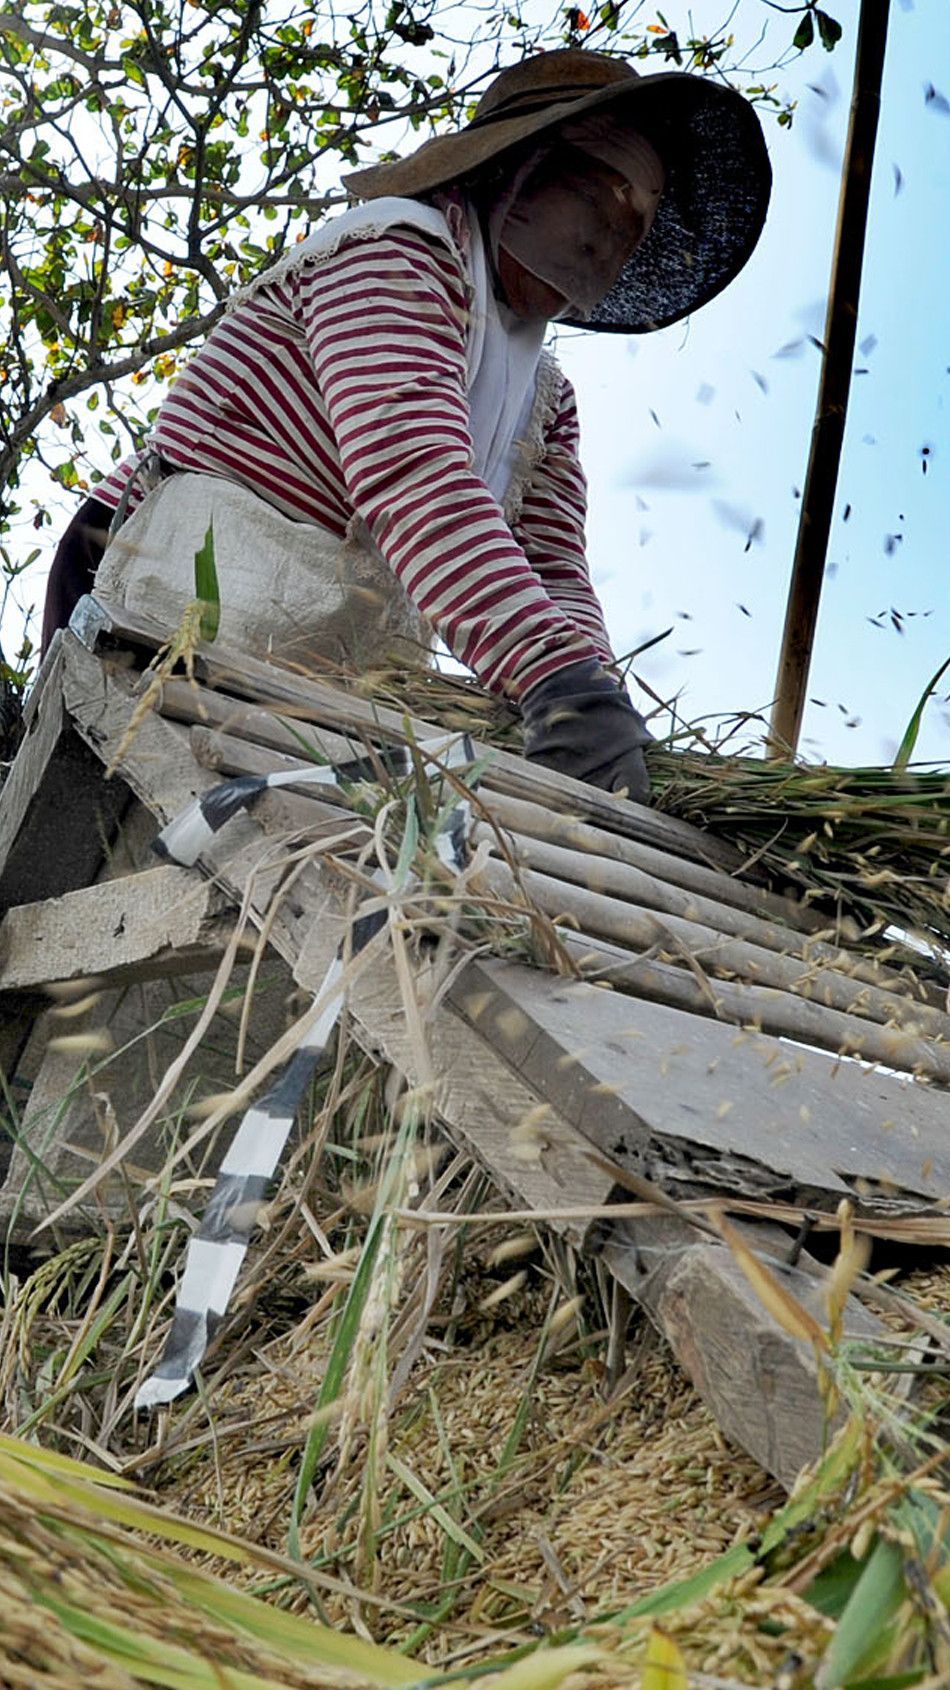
[292,231,599,696]
[512,374,615,667]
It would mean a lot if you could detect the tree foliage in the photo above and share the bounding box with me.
[0,0,839,662]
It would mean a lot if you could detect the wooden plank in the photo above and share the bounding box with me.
[347,954,615,1249]
[601,1216,882,1491]
[0,643,129,907]
[60,636,370,980]
[0,865,238,993]
[356,953,884,1489]
[449,958,950,1209]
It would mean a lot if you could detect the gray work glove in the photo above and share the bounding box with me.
[521,658,653,804]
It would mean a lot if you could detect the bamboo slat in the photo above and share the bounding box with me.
[477,856,950,1046]
[472,822,926,999]
[86,596,746,873]
[179,721,950,1055]
[555,930,950,1086]
[479,788,834,937]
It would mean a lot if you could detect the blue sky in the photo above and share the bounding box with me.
[555,0,948,764]
[4,0,946,766]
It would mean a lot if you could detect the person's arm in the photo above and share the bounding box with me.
[289,228,601,699]
[510,372,616,668]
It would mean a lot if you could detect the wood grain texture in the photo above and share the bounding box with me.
[602,1215,881,1490]
[61,636,369,996]
[0,644,129,907]
[0,865,236,992]
[449,958,950,1209]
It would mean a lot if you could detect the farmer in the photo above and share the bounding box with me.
[41,49,770,804]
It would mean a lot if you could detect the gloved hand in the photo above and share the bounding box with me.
[521,658,653,804]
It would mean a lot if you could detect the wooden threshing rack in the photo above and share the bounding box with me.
[2,597,948,1489]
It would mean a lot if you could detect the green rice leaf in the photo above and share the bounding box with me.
[289,1213,386,1556]
[477,1644,603,1688]
[163,1563,425,1685]
[387,1453,485,1564]
[193,520,220,643]
[0,1446,287,1570]
[814,1536,906,1688]
[0,1429,135,1490]
[26,1588,303,1688]
[893,655,950,771]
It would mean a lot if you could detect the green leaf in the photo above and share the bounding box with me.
[387,1453,485,1563]
[0,1431,135,1490]
[816,10,843,50]
[193,520,220,642]
[892,654,950,771]
[794,11,815,50]
[288,1215,385,1555]
[814,1537,906,1689]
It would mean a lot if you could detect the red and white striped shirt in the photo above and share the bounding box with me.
[96,222,615,697]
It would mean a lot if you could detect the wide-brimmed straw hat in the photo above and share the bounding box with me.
[343,49,772,333]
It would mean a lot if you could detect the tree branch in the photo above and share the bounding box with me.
[0,306,224,500]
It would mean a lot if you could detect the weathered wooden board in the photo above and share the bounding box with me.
[0,864,238,993]
[0,641,130,908]
[354,953,884,1487]
[449,958,950,1208]
[2,950,297,1244]
[60,637,369,984]
[602,1215,881,1491]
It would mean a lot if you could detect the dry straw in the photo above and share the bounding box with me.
[4,639,950,1686]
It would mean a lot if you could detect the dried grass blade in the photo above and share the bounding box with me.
[714,1211,830,1352]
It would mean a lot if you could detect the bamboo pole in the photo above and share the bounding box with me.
[184,718,944,1019]
[555,929,950,1086]
[481,789,840,937]
[476,855,950,1045]
[768,0,891,756]
[471,820,919,995]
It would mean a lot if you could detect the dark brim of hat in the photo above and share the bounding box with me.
[343,72,772,334]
